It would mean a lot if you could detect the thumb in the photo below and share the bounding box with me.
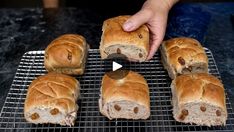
[123,9,152,32]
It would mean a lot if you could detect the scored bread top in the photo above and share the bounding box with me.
[24,73,80,114]
[101,70,150,109]
[162,37,208,72]
[173,73,226,110]
[44,34,87,71]
[100,15,149,53]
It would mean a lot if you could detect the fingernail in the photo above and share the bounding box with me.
[123,21,133,31]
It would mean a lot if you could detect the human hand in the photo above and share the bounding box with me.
[43,0,59,8]
[123,0,178,60]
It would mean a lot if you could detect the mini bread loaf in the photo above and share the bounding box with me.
[99,15,149,62]
[99,70,150,120]
[171,73,227,126]
[160,37,208,79]
[44,34,88,75]
[24,73,80,126]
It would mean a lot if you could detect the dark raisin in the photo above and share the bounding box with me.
[200,106,206,112]
[216,110,221,116]
[50,108,59,115]
[138,34,143,39]
[67,51,72,60]
[31,113,40,120]
[117,48,121,54]
[139,53,143,58]
[178,57,185,65]
[114,104,121,111]
[134,107,139,114]
[182,109,189,116]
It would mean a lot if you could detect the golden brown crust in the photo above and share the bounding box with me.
[161,37,208,75]
[24,73,79,114]
[174,73,226,110]
[44,34,88,75]
[100,15,149,60]
[101,70,150,109]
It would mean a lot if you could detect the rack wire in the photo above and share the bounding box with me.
[0,48,233,132]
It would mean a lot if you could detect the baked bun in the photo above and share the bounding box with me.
[99,70,150,120]
[24,73,80,126]
[160,37,208,79]
[44,34,88,75]
[99,15,149,62]
[171,73,227,126]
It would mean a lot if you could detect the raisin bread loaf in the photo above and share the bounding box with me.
[44,34,88,75]
[171,73,227,126]
[99,15,149,62]
[99,70,150,120]
[24,73,80,126]
[160,37,208,79]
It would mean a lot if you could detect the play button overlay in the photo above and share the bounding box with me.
[106,70,129,80]
[112,61,122,71]
[104,53,130,80]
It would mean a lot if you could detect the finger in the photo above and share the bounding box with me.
[123,9,153,32]
[146,14,167,60]
[146,38,162,60]
[147,25,165,60]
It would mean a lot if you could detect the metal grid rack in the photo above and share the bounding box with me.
[0,48,234,132]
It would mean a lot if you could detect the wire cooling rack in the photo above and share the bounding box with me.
[0,48,234,132]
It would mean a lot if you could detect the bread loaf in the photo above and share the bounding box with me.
[99,70,150,120]
[24,73,80,126]
[44,34,88,75]
[99,15,149,62]
[160,37,208,79]
[171,73,227,126]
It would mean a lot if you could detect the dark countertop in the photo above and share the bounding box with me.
[0,2,234,116]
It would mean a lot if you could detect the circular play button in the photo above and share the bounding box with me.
[112,61,122,71]
[103,53,130,80]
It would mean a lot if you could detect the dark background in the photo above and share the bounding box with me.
[0,0,234,8]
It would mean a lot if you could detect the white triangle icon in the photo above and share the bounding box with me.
[112,61,122,71]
